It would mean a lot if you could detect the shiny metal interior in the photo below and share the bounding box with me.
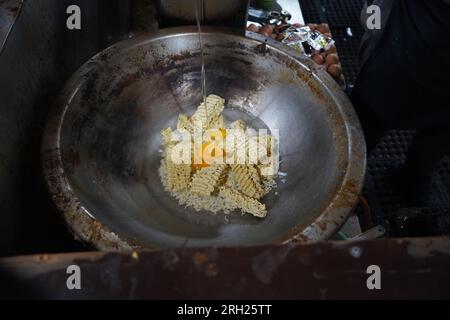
[43,27,366,250]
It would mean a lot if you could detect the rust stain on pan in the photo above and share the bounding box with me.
[42,144,144,251]
[333,180,360,209]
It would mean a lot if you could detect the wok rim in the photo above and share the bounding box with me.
[42,26,366,251]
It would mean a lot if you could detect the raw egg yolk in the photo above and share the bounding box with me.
[192,129,227,170]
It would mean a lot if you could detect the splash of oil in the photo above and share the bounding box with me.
[195,0,207,110]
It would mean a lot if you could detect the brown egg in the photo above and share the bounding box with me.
[325,53,340,66]
[318,23,330,34]
[312,53,325,65]
[275,23,290,34]
[276,34,285,42]
[326,45,337,54]
[247,23,260,33]
[323,32,332,38]
[308,23,319,31]
[260,24,274,37]
[292,23,303,28]
[328,64,342,80]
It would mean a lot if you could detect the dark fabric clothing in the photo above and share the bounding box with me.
[359,0,450,71]
[352,0,450,205]
[353,0,450,133]
[358,0,395,69]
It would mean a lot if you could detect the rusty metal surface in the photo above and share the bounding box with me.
[42,26,366,251]
[1,237,450,299]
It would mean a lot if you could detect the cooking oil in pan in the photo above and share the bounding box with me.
[196,0,207,111]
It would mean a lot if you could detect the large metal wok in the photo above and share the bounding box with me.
[42,27,366,250]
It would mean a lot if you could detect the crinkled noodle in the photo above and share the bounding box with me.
[159,95,277,218]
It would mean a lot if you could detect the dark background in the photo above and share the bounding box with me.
[1,0,449,258]
[0,0,136,257]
